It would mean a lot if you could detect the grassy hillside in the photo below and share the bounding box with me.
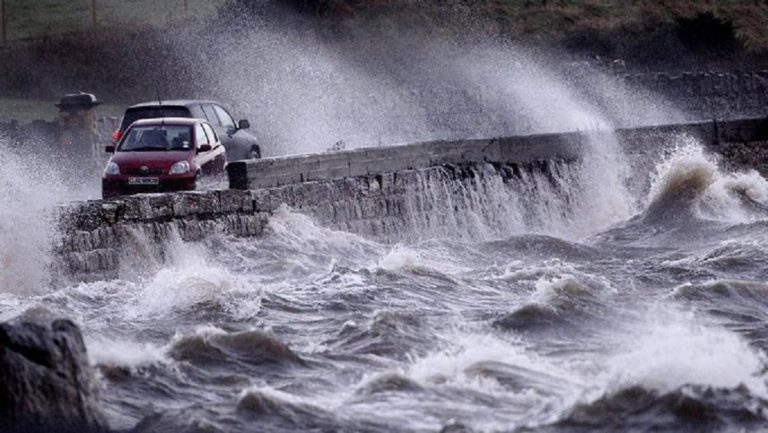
[5,0,767,57]
[245,0,768,55]
[1,0,767,106]
[4,0,768,55]
[488,0,768,53]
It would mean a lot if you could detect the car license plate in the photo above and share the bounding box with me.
[128,177,159,185]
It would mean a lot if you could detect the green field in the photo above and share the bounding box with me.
[1,0,226,42]
[0,97,123,122]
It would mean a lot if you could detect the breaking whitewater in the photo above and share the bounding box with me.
[3,137,768,433]
[4,53,768,432]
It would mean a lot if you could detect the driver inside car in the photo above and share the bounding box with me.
[140,129,168,149]
[171,132,191,150]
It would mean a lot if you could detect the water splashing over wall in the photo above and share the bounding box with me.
[0,138,97,293]
[203,23,681,156]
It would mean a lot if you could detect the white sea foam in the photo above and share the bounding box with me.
[702,169,768,222]
[168,324,228,342]
[377,245,424,272]
[376,244,470,276]
[602,311,768,398]
[529,275,596,306]
[645,138,768,223]
[267,205,380,258]
[87,337,168,369]
[123,230,262,321]
[406,332,578,395]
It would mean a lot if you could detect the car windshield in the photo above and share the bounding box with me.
[118,125,193,152]
[120,107,191,131]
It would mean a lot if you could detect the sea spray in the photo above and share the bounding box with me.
[0,140,95,293]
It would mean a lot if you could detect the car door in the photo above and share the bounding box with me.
[201,122,227,174]
[212,104,260,160]
[193,123,216,176]
[201,104,239,160]
[188,104,207,122]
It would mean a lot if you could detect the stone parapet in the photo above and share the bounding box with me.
[227,131,592,190]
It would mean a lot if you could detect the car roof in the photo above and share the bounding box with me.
[129,117,205,126]
[127,100,219,109]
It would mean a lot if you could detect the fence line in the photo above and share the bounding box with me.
[1,0,7,44]
[0,0,223,44]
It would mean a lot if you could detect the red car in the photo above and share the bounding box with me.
[102,118,226,199]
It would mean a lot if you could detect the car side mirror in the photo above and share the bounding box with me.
[238,119,250,130]
[105,145,115,153]
[198,143,212,153]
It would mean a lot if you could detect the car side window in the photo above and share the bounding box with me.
[202,123,218,144]
[188,105,206,120]
[195,124,209,146]
[213,105,236,131]
[201,105,221,127]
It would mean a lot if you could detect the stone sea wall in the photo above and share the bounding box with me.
[53,117,768,284]
[53,160,571,283]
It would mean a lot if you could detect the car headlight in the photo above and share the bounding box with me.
[104,162,120,176]
[169,161,191,174]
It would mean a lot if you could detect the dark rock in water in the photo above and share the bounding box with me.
[0,308,107,433]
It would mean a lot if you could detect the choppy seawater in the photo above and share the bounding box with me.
[2,132,768,433]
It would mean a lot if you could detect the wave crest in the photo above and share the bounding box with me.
[169,326,303,367]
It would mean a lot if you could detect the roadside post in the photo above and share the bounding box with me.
[91,0,97,31]
[1,0,7,44]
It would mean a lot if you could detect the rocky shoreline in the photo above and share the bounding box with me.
[0,310,107,433]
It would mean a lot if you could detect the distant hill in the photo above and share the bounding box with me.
[1,0,767,104]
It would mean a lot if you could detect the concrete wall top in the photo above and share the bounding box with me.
[228,131,592,190]
[228,117,768,191]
